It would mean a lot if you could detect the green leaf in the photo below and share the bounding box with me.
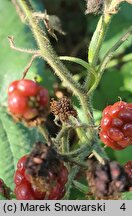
[0,108,43,190]
[121,191,132,200]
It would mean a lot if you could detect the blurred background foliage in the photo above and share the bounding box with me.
[0,0,131,195]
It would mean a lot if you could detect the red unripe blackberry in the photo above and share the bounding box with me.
[8,80,19,95]
[17,155,28,173]
[8,79,49,124]
[48,183,65,200]
[17,79,39,96]
[8,91,28,115]
[100,101,132,150]
[37,87,49,106]
[14,170,26,186]
[15,182,35,200]
[14,155,46,200]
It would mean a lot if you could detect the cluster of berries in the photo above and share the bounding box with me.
[100,101,132,150]
[6,80,132,200]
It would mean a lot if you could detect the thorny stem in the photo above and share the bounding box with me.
[18,0,96,128]
[14,2,109,164]
[18,1,85,96]
[18,0,96,126]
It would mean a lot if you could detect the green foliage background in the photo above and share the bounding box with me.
[0,0,131,199]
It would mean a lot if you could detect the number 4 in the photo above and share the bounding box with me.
[120,203,126,211]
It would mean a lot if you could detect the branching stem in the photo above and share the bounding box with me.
[8,36,39,54]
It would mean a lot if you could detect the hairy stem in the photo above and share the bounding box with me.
[59,56,96,77]
[9,2,97,138]
[55,124,69,143]
[18,0,95,126]
[19,0,84,97]
[60,144,93,158]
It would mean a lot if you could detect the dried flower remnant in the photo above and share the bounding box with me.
[50,97,77,122]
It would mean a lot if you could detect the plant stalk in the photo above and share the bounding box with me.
[19,0,84,98]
